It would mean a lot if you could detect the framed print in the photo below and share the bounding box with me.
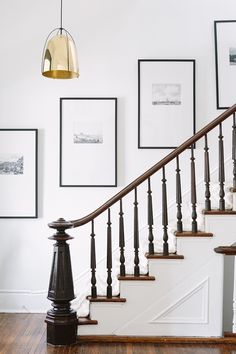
[214,20,236,109]
[0,129,38,218]
[138,59,195,149]
[60,97,117,187]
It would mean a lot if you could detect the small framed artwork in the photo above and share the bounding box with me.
[60,97,117,187]
[0,129,38,218]
[214,20,236,109]
[138,59,195,149]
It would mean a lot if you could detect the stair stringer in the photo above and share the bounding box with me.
[78,214,236,336]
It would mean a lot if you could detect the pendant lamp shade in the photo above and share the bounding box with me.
[42,29,79,79]
[41,0,79,79]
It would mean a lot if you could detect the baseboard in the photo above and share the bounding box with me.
[77,335,236,344]
[0,291,48,313]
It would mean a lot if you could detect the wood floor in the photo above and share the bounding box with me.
[1,314,236,354]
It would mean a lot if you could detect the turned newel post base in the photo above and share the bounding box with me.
[46,307,78,345]
[46,218,78,346]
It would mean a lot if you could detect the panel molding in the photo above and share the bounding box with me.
[150,278,209,324]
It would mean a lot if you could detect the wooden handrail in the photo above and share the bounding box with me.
[49,104,236,230]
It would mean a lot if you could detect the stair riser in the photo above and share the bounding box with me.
[79,215,236,336]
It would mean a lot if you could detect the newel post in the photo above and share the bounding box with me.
[45,218,78,346]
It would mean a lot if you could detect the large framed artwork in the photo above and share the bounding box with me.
[0,129,38,218]
[214,20,236,109]
[60,97,117,187]
[138,59,195,149]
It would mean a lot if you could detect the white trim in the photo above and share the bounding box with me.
[150,278,209,324]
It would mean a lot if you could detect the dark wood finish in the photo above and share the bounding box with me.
[46,218,78,345]
[48,217,74,236]
[176,156,183,232]
[78,334,236,344]
[106,208,112,298]
[190,145,198,233]
[219,123,225,211]
[133,188,140,276]
[162,167,169,255]
[225,331,236,337]
[175,231,213,237]
[118,274,155,280]
[214,245,236,255]
[119,199,126,277]
[203,209,236,215]
[0,313,47,353]
[204,134,211,211]
[230,187,236,192]
[233,113,236,188]
[147,177,155,254]
[146,253,184,259]
[3,314,236,353]
[90,220,97,298]
[78,317,98,325]
[87,296,126,302]
[50,104,236,229]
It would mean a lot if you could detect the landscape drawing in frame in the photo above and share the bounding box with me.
[0,129,38,218]
[138,59,196,149]
[214,20,236,109]
[60,97,117,187]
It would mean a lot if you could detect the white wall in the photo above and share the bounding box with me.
[0,0,235,315]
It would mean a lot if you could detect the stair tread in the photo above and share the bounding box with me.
[175,231,213,237]
[78,316,98,325]
[118,274,155,281]
[224,332,236,337]
[230,187,236,193]
[87,296,126,302]
[203,209,236,215]
[214,245,236,255]
[145,253,184,259]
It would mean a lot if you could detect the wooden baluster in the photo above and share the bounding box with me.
[162,167,169,255]
[134,188,140,276]
[232,113,236,188]
[204,134,211,211]
[191,145,198,233]
[147,177,154,254]
[176,156,183,233]
[119,199,126,276]
[90,220,97,298]
[107,208,112,298]
[219,123,225,211]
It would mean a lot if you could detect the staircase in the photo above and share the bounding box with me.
[45,104,236,345]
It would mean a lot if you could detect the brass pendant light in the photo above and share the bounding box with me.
[41,0,79,79]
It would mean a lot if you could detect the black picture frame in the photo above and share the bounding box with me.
[138,59,196,149]
[60,97,117,187]
[0,129,38,218]
[214,20,236,109]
